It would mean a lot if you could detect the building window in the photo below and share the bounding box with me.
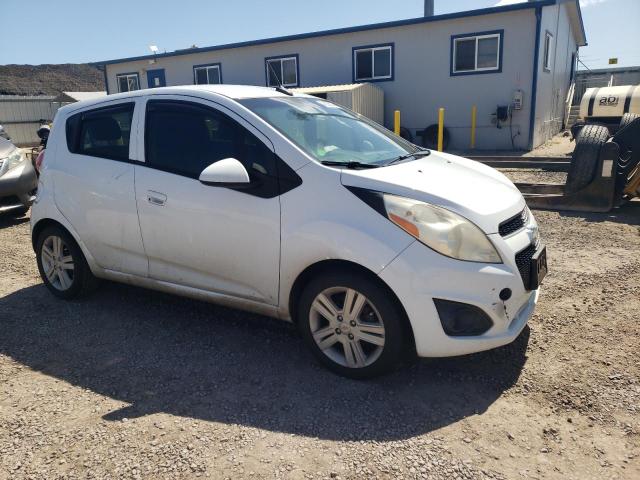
[451,30,503,75]
[265,55,299,88]
[353,44,393,82]
[116,73,140,93]
[543,31,553,72]
[193,63,222,85]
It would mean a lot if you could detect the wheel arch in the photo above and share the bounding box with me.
[31,218,96,273]
[287,259,416,355]
[31,217,71,251]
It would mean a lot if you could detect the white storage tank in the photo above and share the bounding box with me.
[579,85,640,122]
[291,83,384,125]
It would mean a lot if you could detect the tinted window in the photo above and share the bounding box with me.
[454,38,476,71]
[66,103,134,160]
[356,50,372,79]
[145,101,276,180]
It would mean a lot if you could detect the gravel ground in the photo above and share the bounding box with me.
[498,170,567,185]
[1,194,639,479]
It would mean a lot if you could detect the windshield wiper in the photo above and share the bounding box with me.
[385,149,431,166]
[320,160,380,169]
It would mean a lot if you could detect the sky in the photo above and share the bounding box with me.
[1,0,637,70]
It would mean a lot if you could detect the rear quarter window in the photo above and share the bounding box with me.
[66,103,135,161]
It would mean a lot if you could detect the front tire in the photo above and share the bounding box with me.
[36,225,99,299]
[298,271,407,379]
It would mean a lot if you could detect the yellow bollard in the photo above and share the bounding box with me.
[394,110,401,136]
[437,108,445,152]
[470,105,477,149]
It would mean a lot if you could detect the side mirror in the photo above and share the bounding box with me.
[199,158,250,186]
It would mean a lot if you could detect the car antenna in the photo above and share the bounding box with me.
[267,61,293,96]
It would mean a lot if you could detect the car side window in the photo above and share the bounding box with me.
[66,103,134,161]
[144,100,276,179]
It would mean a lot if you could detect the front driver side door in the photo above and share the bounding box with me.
[134,98,281,305]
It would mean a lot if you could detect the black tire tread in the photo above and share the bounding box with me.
[566,124,610,194]
[620,113,639,130]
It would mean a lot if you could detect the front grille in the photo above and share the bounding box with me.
[515,243,536,290]
[499,208,529,237]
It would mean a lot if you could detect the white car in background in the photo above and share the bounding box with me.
[30,85,546,378]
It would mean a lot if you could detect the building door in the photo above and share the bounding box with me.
[147,69,166,88]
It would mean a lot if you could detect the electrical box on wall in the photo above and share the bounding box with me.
[513,90,523,110]
[496,106,509,121]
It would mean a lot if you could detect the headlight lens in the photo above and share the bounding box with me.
[0,148,25,176]
[382,194,502,263]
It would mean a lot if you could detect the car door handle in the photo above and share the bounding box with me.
[147,191,167,206]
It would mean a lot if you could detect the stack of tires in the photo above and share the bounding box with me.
[566,113,639,194]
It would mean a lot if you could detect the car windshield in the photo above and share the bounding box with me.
[239,96,421,166]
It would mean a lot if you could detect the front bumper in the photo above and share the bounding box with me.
[379,226,540,358]
[0,160,38,214]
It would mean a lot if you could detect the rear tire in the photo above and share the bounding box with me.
[297,270,407,379]
[566,124,610,194]
[620,113,639,130]
[36,225,99,299]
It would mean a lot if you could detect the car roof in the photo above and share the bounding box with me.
[169,84,296,99]
[58,84,310,114]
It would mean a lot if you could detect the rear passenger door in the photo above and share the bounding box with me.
[133,97,281,305]
[54,101,147,276]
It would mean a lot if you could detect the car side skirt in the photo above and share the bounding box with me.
[99,269,283,321]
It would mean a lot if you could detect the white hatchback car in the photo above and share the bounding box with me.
[31,85,546,378]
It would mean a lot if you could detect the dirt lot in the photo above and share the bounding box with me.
[1,193,639,479]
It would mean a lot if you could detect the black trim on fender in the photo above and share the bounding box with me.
[344,186,387,216]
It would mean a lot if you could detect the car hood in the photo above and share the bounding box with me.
[340,151,526,234]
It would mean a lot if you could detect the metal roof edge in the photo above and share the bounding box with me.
[568,0,587,46]
[92,0,555,67]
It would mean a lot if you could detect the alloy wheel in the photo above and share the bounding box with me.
[309,287,386,368]
[40,235,75,291]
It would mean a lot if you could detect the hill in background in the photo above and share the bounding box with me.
[0,64,105,96]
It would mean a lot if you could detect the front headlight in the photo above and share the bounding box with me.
[0,148,25,176]
[383,194,502,263]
